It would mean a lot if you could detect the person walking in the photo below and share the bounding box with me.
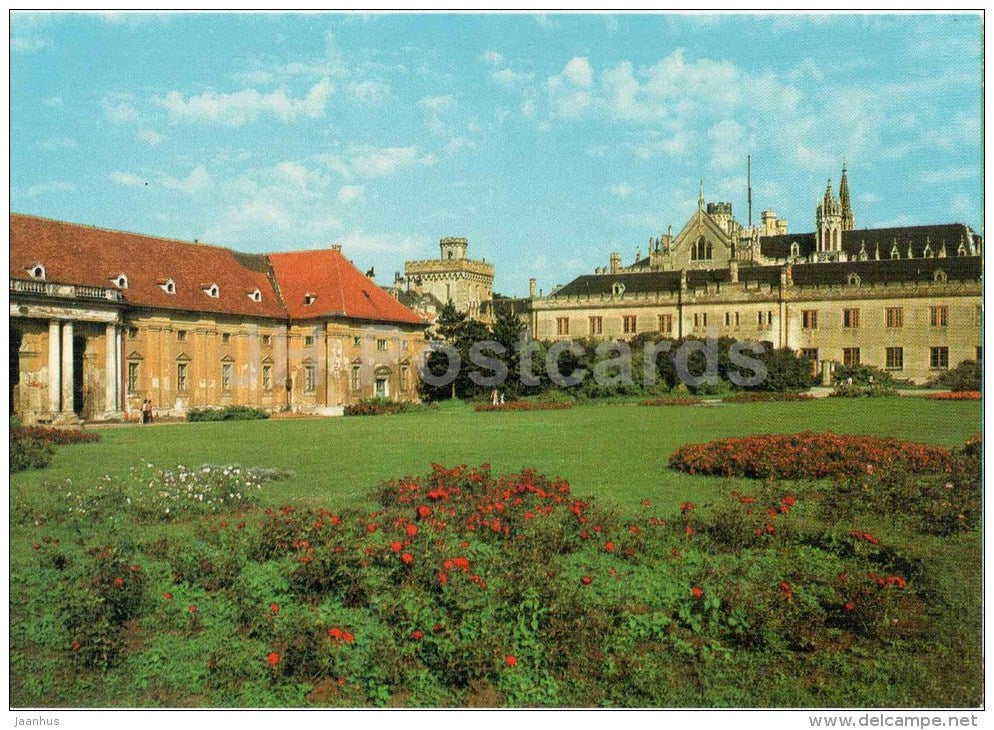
[141,399,151,424]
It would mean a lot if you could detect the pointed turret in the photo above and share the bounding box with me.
[839,162,855,230]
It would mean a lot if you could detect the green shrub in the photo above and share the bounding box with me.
[187,405,271,422]
[833,364,897,387]
[10,430,55,472]
[829,383,899,398]
[929,360,982,392]
[344,398,435,416]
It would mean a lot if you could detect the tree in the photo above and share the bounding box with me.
[491,304,526,397]
[419,302,493,401]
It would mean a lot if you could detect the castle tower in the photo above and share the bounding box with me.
[440,236,468,261]
[839,163,855,231]
[816,179,843,254]
[404,236,494,321]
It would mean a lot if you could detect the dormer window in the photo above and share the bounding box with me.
[847,273,861,286]
[160,278,176,294]
[934,269,948,283]
[204,283,219,298]
[790,242,800,259]
[304,292,317,306]
[248,288,262,303]
[611,282,625,297]
[28,264,46,281]
[112,273,128,289]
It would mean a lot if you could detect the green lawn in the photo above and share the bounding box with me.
[13,396,981,513]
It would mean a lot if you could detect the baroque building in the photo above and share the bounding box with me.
[531,166,982,384]
[9,214,427,424]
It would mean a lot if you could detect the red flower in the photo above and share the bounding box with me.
[390,541,402,552]
[328,627,343,640]
[604,540,615,553]
[343,631,355,644]
[113,576,125,588]
[269,602,279,615]
[628,525,640,535]
[581,576,592,585]
[844,601,857,612]
[32,543,41,551]
[163,592,173,600]
[437,571,449,586]
[406,523,419,538]
[680,502,696,514]
[671,548,680,557]
[401,552,413,565]
[691,586,704,599]
[505,655,517,667]
[188,604,197,613]
[417,505,432,518]
[411,629,423,640]
[642,499,651,507]
[70,641,81,651]
[685,526,694,536]
[266,651,280,667]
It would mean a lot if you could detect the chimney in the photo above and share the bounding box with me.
[529,278,537,298]
[609,252,622,274]
[728,260,739,284]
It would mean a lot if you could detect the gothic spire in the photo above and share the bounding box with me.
[839,161,854,230]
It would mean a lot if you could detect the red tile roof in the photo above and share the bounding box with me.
[269,248,424,325]
[9,213,426,327]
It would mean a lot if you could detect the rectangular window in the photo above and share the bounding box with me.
[734,312,740,327]
[930,306,949,327]
[589,316,603,336]
[400,366,410,392]
[262,364,272,390]
[304,365,315,392]
[885,347,904,370]
[557,317,570,336]
[930,346,949,369]
[353,335,362,347]
[843,308,860,329]
[401,340,409,351]
[177,363,188,392]
[658,314,673,335]
[221,363,232,391]
[623,315,637,334]
[262,334,272,346]
[702,313,708,327]
[725,312,731,327]
[843,348,860,367]
[221,332,231,344]
[802,310,818,330]
[351,365,361,392]
[304,335,315,346]
[801,348,818,362]
[127,362,139,393]
[128,326,139,339]
[177,329,187,342]
[885,307,903,328]
[377,338,388,351]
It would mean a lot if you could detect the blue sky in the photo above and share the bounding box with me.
[10,12,983,296]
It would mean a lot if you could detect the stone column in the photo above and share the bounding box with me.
[116,326,123,410]
[105,323,118,416]
[60,321,74,415]
[48,320,61,414]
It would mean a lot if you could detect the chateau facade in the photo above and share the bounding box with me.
[531,167,982,384]
[9,214,427,424]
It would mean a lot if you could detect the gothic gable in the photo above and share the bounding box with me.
[667,208,733,269]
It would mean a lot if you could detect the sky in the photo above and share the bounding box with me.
[10,11,983,296]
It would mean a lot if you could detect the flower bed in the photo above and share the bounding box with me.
[15,460,967,707]
[924,391,981,401]
[639,397,702,407]
[344,398,435,416]
[722,392,814,403]
[669,432,952,480]
[474,401,574,412]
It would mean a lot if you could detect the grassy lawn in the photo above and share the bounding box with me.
[10,396,982,707]
[11,396,981,513]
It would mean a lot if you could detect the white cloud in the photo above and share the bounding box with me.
[609,183,634,198]
[520,100,536,117]
[20,181,76,198]
[859,192,880,204]
[950,194,971,214]
[10,36,50,53]
[417,94,454,112]
[350,145,427,177]
[479,50,504,66]
[563,57,593,87]
[920,165,979,185]
[43,96,62,108]
[338,185,363,203]
[154,78,333,126]
[347,80,389,105]
[493,67,535,87]
[707,119,753,170]
[337,230,421,255]
[446,136,475,154]
[110,171,143,187]
[162,165,211,196]
[629,131,694,159]
[36,136,77,150]
[137,129,164,145]
[104,100,142,125]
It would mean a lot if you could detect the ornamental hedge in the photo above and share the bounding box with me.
[668,432,953,480]
[187,405,271,422]
[474,401,574,413]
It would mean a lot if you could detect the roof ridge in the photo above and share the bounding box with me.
[9,212,270,258]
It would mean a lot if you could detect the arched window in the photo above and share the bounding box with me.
[28,263,46,280]
[847,273,861,286]
[934,269,947,283]
[692,236,712,261]
[790,242,799,259]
